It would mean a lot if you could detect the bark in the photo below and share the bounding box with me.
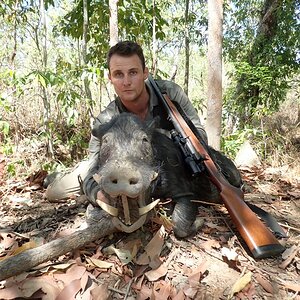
[11,1,20,147]
[152,0,157,76]
[109,0,119,46]
[250,0,280,63]
[0,213,117,281]
[169,45,182,81]
[206,0,223,150]
[40,0,54,158]
[11,0,18,64]
[183,0,190,96]
[82,0,93,104]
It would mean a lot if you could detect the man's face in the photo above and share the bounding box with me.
[108,54,149,103]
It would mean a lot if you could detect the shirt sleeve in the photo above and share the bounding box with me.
[83,101,120,203]
[82,157,100,206]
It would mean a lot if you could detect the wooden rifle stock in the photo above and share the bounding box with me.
[149,76,284,258]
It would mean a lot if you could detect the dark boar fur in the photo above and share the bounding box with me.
[89,113,242,238]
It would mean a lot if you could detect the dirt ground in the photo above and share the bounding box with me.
[0,164,299,300]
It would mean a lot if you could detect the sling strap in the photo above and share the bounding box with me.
[247,202,287,238]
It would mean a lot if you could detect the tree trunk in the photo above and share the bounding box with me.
[250,0,280,64]
[183,0,190,96]
[152,0,157,76]
[40,0,54,158]
[109,0,119,46]
[206,0,223,150]
[169,48,180,81]
[108,0,119,101]
[82,0,93,118]
[11,1,20,147]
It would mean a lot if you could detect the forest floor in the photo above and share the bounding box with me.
[0,161,299,300]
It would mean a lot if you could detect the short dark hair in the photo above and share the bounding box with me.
[107,41,146,70]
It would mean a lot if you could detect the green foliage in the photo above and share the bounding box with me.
[41,160,66,173]
[24,65,97,127]
[221,113,297,165]
[57,0,168,68]
[0,120,13,158]
[223,0,261,60]
[26,70,65,88]
[221,126,263,158]
[224,61,290,122]
[0,96,12,113]
[0,120,10,136]
[118,0,167,41]
[170,0,207,47]
[6,162,16,176]
[223,0,300,127]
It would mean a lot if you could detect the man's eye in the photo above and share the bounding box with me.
[130,71,137,76]
[115,73,123,78]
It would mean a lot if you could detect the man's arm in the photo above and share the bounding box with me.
[82,157,100,206]
[157,80,208,143]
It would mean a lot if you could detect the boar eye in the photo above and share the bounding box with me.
[142,135,150,143]
[141,134,152,157]
[100,134,112,163]
[101,133,112,145]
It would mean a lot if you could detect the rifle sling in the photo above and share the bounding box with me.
[247,202,287,238]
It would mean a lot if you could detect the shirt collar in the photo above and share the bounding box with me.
[145,79,159,114]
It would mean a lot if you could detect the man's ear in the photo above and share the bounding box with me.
[144,67,149,80]
[107,70,111,82]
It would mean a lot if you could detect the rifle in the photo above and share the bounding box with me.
[148,75,285,259]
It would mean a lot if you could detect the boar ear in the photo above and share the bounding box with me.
[91,117,104,138]
[145,116,160,130]
[92,126,101,138]
[92,114,118,138]
[92,120,114,138]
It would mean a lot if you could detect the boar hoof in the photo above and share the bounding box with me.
[172,201,201,238]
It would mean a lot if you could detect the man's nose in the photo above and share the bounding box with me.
[123,74,131,86]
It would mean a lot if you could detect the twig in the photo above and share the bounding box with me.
[124,278,134,300]
[95,277,133,297]
[279,222,300,234]
[191,200,223,207]
[108,286,127,295]
[0,230,30,239]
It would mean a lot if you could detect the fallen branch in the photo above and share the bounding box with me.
[279,222,300,234]
[0,213,118,281]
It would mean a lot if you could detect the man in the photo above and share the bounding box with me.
[46,41,207,202]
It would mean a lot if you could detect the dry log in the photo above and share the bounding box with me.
[0,212,118,281]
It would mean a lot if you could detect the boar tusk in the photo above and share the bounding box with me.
[93,173,102,184]
[151,172,158,181]
[122,195,131,225]
[139,198,160,216]
[96,199,119,217]
[112,214,147,233]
